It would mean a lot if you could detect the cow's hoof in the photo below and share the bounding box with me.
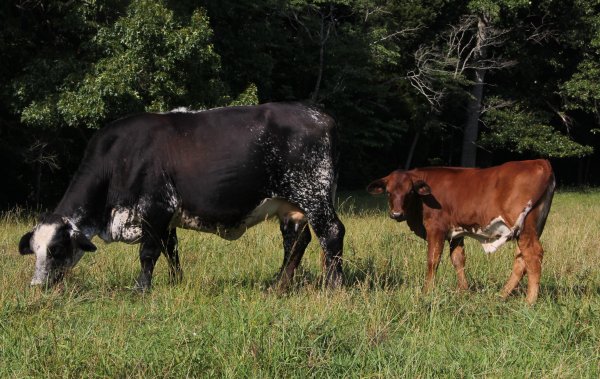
[132,279,151,293]
[168,271,183,285]
[324,273,343,290]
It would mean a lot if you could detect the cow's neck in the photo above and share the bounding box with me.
[405,195,427,239]
[54,172,108,237]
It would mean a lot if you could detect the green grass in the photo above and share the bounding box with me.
[1,191,599,378]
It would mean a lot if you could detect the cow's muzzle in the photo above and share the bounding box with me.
[389,212,406,222]
[30,270,65,287]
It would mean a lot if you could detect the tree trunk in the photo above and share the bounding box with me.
[460,14,488,167]
[311,14,331,103]
[461,67,486,167]
[404,131,420,170]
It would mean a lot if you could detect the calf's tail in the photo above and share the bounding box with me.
[535,171,555,237]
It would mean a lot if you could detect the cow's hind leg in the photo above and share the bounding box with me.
[163,229,182,284]
[304,207,345,288]
[449,238,468,291]
[275,219,311,291]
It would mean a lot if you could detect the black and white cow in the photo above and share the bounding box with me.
[19,102,345,290]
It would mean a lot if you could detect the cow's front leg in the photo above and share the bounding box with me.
[449,237,468,291]
[135,237,163,291]
[424,232,445,293]
[275,219,311,292]
[163,229,182,284]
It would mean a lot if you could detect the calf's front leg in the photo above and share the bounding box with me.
[423,232,445,293]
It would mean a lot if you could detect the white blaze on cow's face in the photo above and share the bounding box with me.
[19,215,97,286]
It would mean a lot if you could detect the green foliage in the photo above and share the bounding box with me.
[562,60,600,113]
[12,0,230,129]
[228,83,260,106]
[480,101,593,158]
[3,0,600,198]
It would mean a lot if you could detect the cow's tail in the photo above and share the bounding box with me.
[535,170,555,237]
[329,117,340,203]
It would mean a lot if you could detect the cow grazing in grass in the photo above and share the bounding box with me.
[367,160,555,304]
[19,102,345,290]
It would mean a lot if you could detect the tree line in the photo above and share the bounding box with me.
[1,0,599,208]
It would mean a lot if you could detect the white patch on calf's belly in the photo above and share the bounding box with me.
[448,200,533,254]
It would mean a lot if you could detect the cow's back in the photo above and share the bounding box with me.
[73,102,337,229]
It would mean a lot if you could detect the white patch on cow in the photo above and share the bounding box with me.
[448,200,533,254]
[166,106,226,114]
[113,208,142,242]
[164,181,181,213]
[174,198,305,241]
[167,107,204,114]
[304,106,330,127]
[100,196,155,243]
[29,223,60,285]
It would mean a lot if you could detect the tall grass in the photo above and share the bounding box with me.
[1,192,599,377]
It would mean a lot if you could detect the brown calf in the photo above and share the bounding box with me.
[367,160,555,304]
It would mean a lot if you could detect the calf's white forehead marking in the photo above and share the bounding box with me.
[448,200,533,254]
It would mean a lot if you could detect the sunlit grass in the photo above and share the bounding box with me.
[1,191,599,377]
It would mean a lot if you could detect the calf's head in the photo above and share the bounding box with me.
[367,170,431,221]
[19,214,96,286]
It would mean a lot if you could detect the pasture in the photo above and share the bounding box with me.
[1,191,599,377]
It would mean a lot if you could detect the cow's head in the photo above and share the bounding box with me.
[19,214,96,287]
[367,170,431,221]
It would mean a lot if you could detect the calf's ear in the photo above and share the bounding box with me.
[72,232,97,252]
[367,178,387,195]
[413,180,431,196]
[19,232,34,255]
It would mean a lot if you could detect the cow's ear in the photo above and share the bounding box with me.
[413,180,431,196]
[367,178,387,195]
[72,232,97,252]
[19,232,34,255]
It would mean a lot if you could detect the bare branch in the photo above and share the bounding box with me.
[370,25,423,45]
[480,98,515,115]
[407,13,517,109]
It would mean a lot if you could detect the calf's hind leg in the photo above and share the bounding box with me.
[500,246,526,299]
[519,233,544,304]
[505,213,544,304]
[449,238,468,291]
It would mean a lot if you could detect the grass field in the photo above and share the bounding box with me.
[1,191,599,378]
